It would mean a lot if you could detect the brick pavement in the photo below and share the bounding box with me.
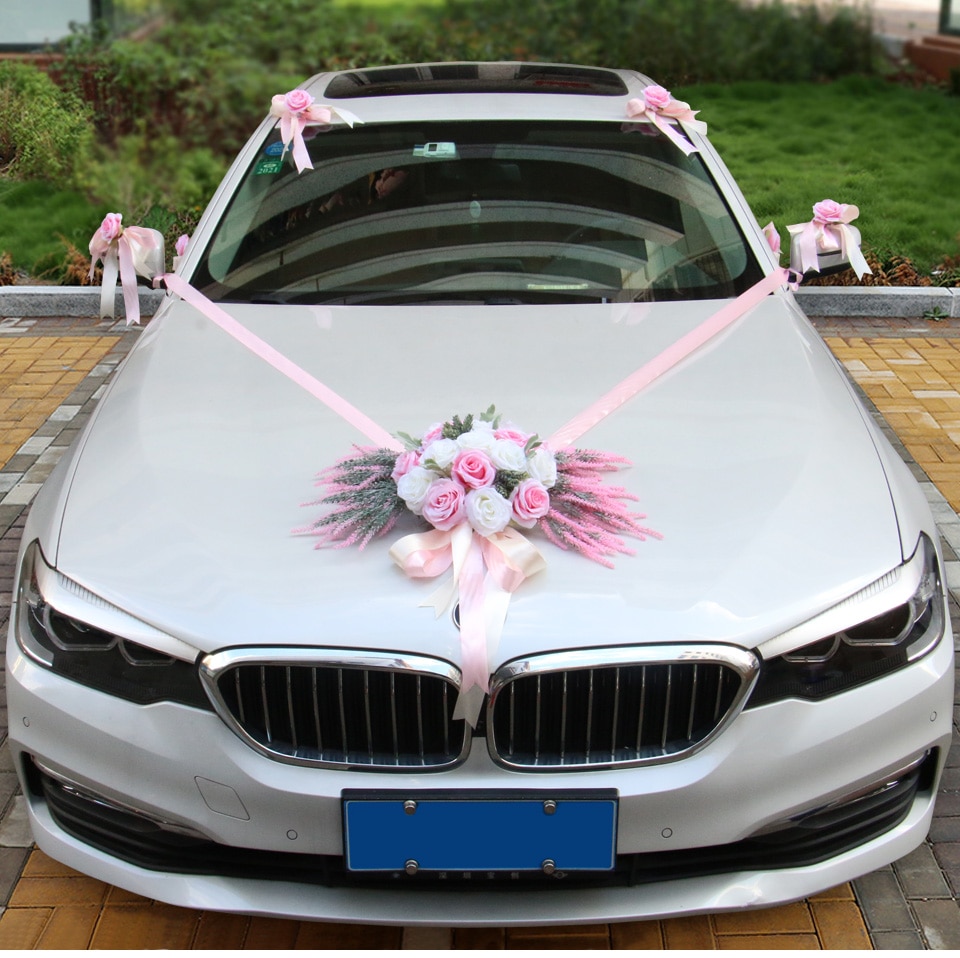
[0,312,956,948]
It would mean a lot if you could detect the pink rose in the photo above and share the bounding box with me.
[284,89,314,114]
[422,479,466,531]
[420,423,444,446]
[99,212,123,243]
[510,478,550,528]
[494,426,530,447]
[643,85,673,111]
[452,449,496,490]
[812,199,843,224]
[390,450,421,483]
[175,234,189,258]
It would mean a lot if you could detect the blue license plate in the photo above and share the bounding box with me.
[342,790,617,872]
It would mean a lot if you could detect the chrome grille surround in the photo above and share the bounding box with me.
[199,648,468,771]
[486,645,760,772]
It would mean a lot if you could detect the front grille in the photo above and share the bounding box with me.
[488,646,759,770]
[28,751,934,890]
[200,649,468,770]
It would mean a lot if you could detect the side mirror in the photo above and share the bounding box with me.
[133,228,166,286]
[789,223,862,278]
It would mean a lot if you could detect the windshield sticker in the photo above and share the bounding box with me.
[254,158,284,176]
[413,142,458,159]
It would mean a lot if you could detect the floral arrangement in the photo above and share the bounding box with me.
[304,406,658,567]
[625,85,707,156]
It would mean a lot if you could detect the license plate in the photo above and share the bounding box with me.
[342,790,617,873]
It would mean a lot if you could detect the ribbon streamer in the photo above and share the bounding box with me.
[548,267,791,448]
[270,94,362,174]
[159,273,401,451]
[625,89,707,156]
[389,523,546,726]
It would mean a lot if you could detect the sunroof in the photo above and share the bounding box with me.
[323,62,629,99]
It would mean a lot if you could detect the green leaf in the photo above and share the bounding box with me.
[395,431,421,451]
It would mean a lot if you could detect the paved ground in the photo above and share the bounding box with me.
[0,311,958,948]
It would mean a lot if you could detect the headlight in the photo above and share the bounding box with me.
[14,542,210,710]
[746,534,945,708]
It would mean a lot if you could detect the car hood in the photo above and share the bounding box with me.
[55,294,902,663]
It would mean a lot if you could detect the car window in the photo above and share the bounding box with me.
[193,120,763,305]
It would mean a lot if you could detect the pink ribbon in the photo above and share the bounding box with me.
[549,267,791,448]
[159,273,401,451]
[625,85,707,156]
[89,214,160,326]
[389,523,546,726]
[787,201,871,279]
[270,91,361,174]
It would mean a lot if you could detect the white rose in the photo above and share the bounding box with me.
[421,438,459,471]
[490,438,527,472]
[457,426,497,455]
[526,446,558,489]
[465,487,512,537]
[396,466,435,515]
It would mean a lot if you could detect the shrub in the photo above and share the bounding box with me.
[0,62,94,184]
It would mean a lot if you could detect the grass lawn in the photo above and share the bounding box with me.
[0,180,106,281]
[684,76,960,272]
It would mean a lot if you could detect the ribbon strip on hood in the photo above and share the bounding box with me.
[153,264,794,725]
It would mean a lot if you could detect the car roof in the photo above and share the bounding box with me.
[300,62,658,124]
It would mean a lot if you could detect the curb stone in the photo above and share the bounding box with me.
[1,285,959,321]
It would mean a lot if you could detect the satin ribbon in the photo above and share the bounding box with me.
[158,273,401,451]
[625,93,707,156]
[389,523,546,726]
[787,206,871,279]
[549,267,792,448]
[269,96,361,173]
[89,225,160,326]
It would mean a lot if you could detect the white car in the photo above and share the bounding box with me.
[6,62,954,926]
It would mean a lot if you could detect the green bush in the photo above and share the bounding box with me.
[0,62,94,184]
[75,125,227,220]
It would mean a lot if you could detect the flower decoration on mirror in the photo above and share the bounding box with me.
[787,199,871,279]
[88,213,161,326]
[625,85,707,155]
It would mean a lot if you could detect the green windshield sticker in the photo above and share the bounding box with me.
[255,158,284,175]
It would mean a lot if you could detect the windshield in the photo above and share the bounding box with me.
[193,120,763,305]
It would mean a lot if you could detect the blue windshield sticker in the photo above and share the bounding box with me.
[265,141,286,157]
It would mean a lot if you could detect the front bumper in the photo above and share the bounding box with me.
[6,630,954,926]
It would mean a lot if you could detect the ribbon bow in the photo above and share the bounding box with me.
[389,522,546,727]
[787,200,871,279]
[625,85,707,156]
[88,213,160,326]
[270,90,361,174]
